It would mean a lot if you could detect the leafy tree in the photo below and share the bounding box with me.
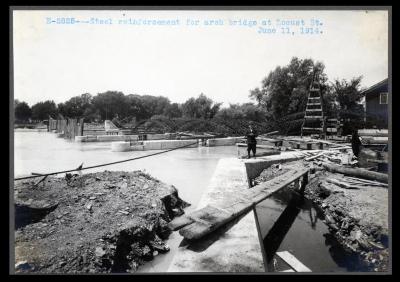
[249,57,333,120]
[164,103,182,118]
[92,91,129,120]
[182,93,221,119]
[215,103,267,122]
[31,100,58,120]
[332,76,365,134]
[333,76,364,112]
[14,100,32,122]
[140,95,171,120]
[58,93,93,118]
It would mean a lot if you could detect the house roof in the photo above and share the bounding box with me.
[361,78,388,95]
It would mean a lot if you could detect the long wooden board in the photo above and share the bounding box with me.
[168,168,309,241]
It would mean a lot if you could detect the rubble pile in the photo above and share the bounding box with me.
[305,168,388,271]
[14,171,189,273]
[304,149,389,271]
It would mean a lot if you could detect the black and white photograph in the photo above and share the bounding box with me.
[11,7,391,274]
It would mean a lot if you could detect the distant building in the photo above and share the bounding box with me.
[362,78,388,128]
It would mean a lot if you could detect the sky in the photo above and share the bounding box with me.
[13,9,389,107]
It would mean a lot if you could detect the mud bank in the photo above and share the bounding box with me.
[14,171,189,273]
[255,161,389,272]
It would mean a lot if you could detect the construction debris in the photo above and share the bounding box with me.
[322,163,388,183]
[250,147,389,272]
[300,150,389,271]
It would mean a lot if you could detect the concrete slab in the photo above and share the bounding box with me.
[168,158,265,272]
[75,135,139,142]
[146,133,176,140]
[143,139,198,150]
[243,150,319,181]
[206,137,243,147]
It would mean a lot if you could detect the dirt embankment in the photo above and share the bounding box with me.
[14,171,189,273]
[305,167,389,272]
[254,161,389,272]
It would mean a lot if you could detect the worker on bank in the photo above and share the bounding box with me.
[351,129,362,157]
[246,124,258,159]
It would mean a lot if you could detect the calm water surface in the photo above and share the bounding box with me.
[14,131,239,208]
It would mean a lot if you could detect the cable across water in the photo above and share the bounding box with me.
[14,141,199,181]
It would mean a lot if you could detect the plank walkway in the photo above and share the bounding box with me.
[169,167,309,241]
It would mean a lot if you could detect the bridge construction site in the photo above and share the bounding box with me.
[14,70,390,274]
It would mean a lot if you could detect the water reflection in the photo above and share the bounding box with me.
[256,188,367,272]
[262,192,302,270]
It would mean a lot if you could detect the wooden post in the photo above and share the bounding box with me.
[79,118,84,136]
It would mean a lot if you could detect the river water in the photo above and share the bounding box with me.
[256,189,368,272]
[14,131,366,273]
[14,131,239,208]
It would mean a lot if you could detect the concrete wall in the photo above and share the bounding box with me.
[143,139,198,150]
[110,139,198,152]
[256,138,283,147]
[237,144,281,158]
[146,133,176,140]
[206,137,243,147]
[75,135,139,142]
[75,133,178,142]
[243,151,315,183]
[111,141,144,152]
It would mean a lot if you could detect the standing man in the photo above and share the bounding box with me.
[351,129,362,157]
[246,124,258,158]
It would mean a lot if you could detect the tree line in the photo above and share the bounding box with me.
[14,57,369,135]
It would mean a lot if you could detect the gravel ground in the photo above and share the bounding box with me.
[14,170,189,273]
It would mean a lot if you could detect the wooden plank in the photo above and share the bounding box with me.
[173,168,309,241]
[276,251,311,272]
[168,215,194,231]
[326,178,360,189]
[343,176,388,187]
[178,206,233,240]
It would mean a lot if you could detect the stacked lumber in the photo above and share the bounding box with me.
[322,173,388,190]
[303,150,355,166]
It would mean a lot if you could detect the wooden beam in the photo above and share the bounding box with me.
[169,168,309,241]
[323,163,388,183]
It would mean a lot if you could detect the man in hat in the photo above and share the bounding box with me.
[245,124,258,158]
